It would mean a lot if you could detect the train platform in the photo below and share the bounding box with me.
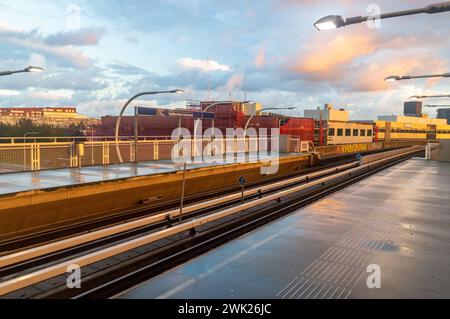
[116,158,450,299]
[0,153,295,197]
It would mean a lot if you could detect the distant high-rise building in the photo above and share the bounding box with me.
[437,108,450,124]
[404,101,423,117]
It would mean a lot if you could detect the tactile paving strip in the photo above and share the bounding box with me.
[277,206,404,299]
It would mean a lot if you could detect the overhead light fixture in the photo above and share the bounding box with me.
[25,66,44,73]
[386,73,449,82]
[315,1,450,31]
[314,15,346,31]
[385,76,401,82]
[410,94,450,99]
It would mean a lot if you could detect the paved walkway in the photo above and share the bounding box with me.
[116,158,450,299]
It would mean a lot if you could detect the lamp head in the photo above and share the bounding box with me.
[25,66,44,73]
[314,15,346,31]
[385,76,401,82]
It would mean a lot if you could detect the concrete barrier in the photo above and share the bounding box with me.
[429,140,450,162]
[359,146,425,166]
[0,154,313,242]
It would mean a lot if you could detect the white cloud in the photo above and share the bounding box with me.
[28,53,47,68]
[177,58,232,73]
[27,89,74,101]
[0,89,20,96]
[0,23,93,69]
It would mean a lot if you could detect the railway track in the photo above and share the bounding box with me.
[0,147,425,299]
[0,148,401,254]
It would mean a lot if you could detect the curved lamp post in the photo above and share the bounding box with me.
[115,89,184,163]
[385,73,450,82]
[192,100,255,156]
[193,100,256,137]
[314,1,450,31]
[244,107,295,136]
[0,66,44,77]
[243,107,295,157]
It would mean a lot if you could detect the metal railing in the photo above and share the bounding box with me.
[0,136,277,174]
[0,136,173,144]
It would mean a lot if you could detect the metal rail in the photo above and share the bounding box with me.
[80,152,423,299]
[0,146,424,296]
[0,154,362,253]
[0,162,358,268]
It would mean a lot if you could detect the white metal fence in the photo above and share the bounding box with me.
[0,136,278,174]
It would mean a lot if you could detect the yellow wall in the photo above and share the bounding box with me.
[376,120,450,140]
[327,121,373,145]
[437,123,450,140]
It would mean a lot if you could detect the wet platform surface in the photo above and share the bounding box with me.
[117,158,450,299]
[0,153,295,196]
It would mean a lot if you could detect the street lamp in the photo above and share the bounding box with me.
[115,89,184,164]
[244,107,296,135]
[193,100,255,157]
[23,132,39,171]
[385,73,450,82]
[410,94,450,99]
[177,145,190,224]
[243,107,295,157]
[0,66,44,77]
[314,1,450,31]
[424,104,450,108]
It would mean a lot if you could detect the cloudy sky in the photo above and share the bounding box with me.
[0,0,449,119]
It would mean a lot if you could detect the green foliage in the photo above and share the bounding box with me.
[0,119,85,140]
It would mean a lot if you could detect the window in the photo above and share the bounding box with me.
[329,128,335,136]
[353,129,359,136]
[360,130,366,136]
[337,129,343,136]
[367,130,372,136]
[345,129,351,136]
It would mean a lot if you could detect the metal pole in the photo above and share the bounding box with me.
[315,2,450,30]
[23,139,26,171]
[244,113,258,137]
[386,73,450,82]
[91,122,94,166]
[244,107,295,136]
[0,70,26,77]
[0,66,44,77]
[404,73,450,80]
[194,101,254,141]
[134,107,139,163]
[179,161,187,223]
[410,94,450,99]
[23,132,38,171]
[115,90,183,163]
[193,101,221,147]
